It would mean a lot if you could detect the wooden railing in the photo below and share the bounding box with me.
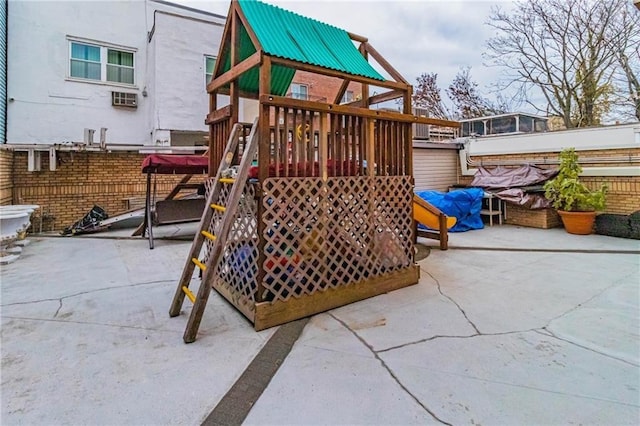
[208,95,458,180]
[259,96,415,179]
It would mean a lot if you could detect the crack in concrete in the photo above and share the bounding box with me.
[53,300,63,318]
[377,328,540,354]
[422,267,481,334]
[536,329,639,368]
[1,279,175,314]
[329,313,453,426]
[2,315,180,333]
[544,274,634,328]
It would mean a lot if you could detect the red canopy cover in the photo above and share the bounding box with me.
[141,154,209,174]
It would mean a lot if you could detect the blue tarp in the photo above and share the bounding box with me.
[415,188,485,232]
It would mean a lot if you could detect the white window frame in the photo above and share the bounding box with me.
[341,90,354,103]
[290,83,308,100]
[67,37,136,87]
[205,55,217,88]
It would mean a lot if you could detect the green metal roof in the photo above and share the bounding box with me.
[219,21,295,96]
[217,0,384,97]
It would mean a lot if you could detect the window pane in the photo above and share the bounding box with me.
[71,42,100,61]
[120,67,134,84]
[87,62,101,80]
[108,49,133,67]
[71,59,100,80]
[107,64,134,84]
[206,57,216,74]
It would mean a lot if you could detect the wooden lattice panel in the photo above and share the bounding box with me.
[261,176,414,303]
[203,178,259,308]
[369,176,415,271]
[261,178,325,301]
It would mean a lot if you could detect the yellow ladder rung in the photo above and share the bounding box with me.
[182,286,196,303]
[191,257,207,271]
[201,230,216,241]
[219,178,235,184]
[210,203,226,213]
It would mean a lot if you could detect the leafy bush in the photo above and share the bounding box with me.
[543,148,607,212]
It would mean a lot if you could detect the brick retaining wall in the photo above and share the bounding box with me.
[9,150,205,231]
[459,147,640,217]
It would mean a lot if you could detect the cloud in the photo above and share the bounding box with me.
[177,0,516,106]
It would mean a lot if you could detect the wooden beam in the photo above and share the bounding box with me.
[333,79,351,104]
[230,8,240,125]
[211,2,234,80]
[363,42,409,85]
[205,105,232,125]
[255,56,272,303]
[259,95,459,127]
[253,266,420,331]
[347,31,368,43]
[217,87,260,100]
[233,0,262,50]
[269,56,408,92]
[207,51,262,93]
[369,90,404,105]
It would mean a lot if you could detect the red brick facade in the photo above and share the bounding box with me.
[290,70,361,103]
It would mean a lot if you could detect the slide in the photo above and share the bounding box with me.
[413,195,457,230]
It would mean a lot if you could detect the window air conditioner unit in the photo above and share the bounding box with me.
[112,92,137,108]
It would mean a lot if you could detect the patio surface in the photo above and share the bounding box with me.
[1,224,638,425]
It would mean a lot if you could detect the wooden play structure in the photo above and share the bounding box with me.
[169,0,459,342]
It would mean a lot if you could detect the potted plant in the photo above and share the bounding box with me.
[543,148,607,234]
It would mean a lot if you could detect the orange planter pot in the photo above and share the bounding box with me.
[558,210,596,235]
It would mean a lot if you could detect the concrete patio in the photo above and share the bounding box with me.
[1,225,638,425]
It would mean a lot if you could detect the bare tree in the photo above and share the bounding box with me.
[610,2,640,121]
[486,0,638,127]
[446,67,509,119]
[411,72,450,119]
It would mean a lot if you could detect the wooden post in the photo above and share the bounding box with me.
[403,86,413,176]
[208,94,217,176]
[255,55,271,302]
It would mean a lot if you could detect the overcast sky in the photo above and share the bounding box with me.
[177,0,515,109]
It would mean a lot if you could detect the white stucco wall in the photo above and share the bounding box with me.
[7,0,227,146]
[467,123,640,156]
[151,11,224,135]
[7,1,149,144]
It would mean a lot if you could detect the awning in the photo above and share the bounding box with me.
[141,154,208,175]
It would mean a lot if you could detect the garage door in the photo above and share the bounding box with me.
[413,147,459,192]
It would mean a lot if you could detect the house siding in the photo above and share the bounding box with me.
[413,146,459,192]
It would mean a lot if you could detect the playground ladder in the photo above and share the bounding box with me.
[169,118,259,343]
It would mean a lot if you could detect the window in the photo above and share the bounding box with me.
[290,83,308,100]
[205,56,216,86]
[341,90,354,103]
[70,42,101,80]
[69,40,135,85]
[107,50,134,84]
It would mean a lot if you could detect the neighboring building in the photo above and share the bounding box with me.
[459,112,548,137]
[5,0,258,149]
[288,70,361,103]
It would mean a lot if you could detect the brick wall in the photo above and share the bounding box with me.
[0,149,13,205]
[459,147,640,216]
[11,151,205,231]
[291,70,361,103]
